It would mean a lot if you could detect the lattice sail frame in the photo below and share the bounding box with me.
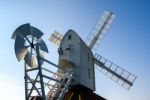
[49,31,63,46]
[94,53,137,90]
[86,11,116,50]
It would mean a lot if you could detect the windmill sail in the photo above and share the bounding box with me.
[49,31,63,46]
[86,11,116,50]
[94,53,137,90]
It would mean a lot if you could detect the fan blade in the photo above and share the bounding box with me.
[11,23,31,39]
[15,46,28,61]
[31,55,38,68]
[11,29,20,40]
[24,51,44,68]
[94,53,137,90]
[15,34,28,61]
[24,52,38,68]
[24,52,32,67]
[31,26,43,39]
[15,47,28,61]
[37,39,48,53]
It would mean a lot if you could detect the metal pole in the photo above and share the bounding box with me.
[36,45,46,100]
[24,63,28,100]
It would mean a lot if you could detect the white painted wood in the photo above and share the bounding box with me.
[58,30,95,91]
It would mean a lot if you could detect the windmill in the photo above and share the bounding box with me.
[49,11,137,98]
[12,11,137,100]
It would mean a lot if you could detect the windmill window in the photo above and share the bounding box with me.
[66,47,71,51]
[68,35,72,40]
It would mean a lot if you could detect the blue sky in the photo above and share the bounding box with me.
[0,0,150,100]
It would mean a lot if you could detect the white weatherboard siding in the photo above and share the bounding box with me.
[58,30,95,91]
